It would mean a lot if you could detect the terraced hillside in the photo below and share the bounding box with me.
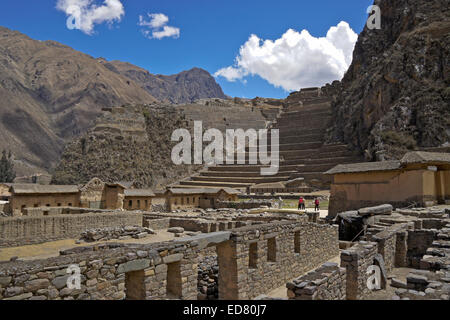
[52,98,281,188]
[172,88,364,191]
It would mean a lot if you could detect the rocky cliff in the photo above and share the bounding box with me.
[326,0,450,160]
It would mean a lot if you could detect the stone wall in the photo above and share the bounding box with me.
[0,219,340,300]
[370,229,397,273]
[407,229,439,268]
[0,241,197,300]
[0,212,143,248]
[143,218,171,230]
[169,218,250,234]
[218,221,339,300]
[286,262,346,300]
[341,241,378,300]
[216,201,273,210]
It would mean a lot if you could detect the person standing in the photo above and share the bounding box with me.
[314,198,320,212]
[298,197,305,210]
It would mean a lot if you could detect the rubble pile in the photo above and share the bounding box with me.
[79,226,155,242]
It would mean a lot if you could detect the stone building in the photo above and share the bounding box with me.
[165,188,240,211]
[124,189,155,211]
[79,178,125,210]
[9,184,80,216]
[326,152,450,217]
[0,183,12,201]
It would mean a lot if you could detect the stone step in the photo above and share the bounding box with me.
[210,164,298,173]
[280,144,351,158]
[278,126,329,136]
[277,111,332,122]
[284,99,331,109]
[275,118,332,129]
[178,180,253,188]
[296,163,341,173]
[190,175,291,184]
[238,141,324,152]
[291,172,332,182]
[282,156,361,166]
[278,141,324,151]
[279,134,325,145]
[199,170,297,178]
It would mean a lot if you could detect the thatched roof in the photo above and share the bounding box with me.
[10,184,79,194]
[124,189,155,197]
[400,151,450,165]
[252,182,286,189]
[324,161,401,175]
[325,151,450,175]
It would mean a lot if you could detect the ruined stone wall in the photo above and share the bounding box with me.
[0,212,143,247]
[219,221,339,300]
[341,241,378,300]
[216,201,273,210]
[169,218,250,234]
[370,229,397,273]
[407,229,438,268]
[286,262,346,300]
[0,241,198,300]
[0,218,343,300]
[143,218,171,230]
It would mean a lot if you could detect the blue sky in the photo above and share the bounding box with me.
[0,0,373,99]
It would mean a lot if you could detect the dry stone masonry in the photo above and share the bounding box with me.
[287,262,346,300]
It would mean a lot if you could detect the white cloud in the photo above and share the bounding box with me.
[56,0,125,35]
[214,21,358,92]
[138,13,180,40]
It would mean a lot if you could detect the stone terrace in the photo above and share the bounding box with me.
[174,88,363,191]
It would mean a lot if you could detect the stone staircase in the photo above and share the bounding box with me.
[172,88,364,191]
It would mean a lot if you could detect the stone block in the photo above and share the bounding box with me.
[117,259,150,274]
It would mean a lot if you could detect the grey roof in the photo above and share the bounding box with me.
[124,189,155,197]
[326,151,450,175]
[167,188,241,195]
[118,181,136,189]
[324,161,401,175]
[252,182,286,188]
[10,184,80,194]
[401,151,450,165]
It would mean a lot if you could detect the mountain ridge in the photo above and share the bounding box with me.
[0,26,227,177]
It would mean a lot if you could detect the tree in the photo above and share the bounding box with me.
[0,150,16,183]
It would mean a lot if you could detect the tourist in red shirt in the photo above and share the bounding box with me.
[298,197,305,210]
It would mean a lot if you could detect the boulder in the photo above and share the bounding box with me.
[358,204,393,217]
[167,227,185,234]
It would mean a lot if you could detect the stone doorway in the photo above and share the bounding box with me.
[125,270,146,300]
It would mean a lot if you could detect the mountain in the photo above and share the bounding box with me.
[326,0,450,160]
[0,26,227,177]
[100,60,227,104]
